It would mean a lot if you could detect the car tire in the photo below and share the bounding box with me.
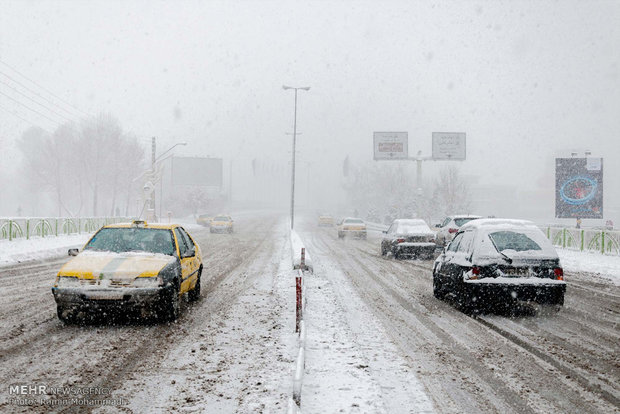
[392,248,400,260]
[188,270,201,302]
[57,305,75,324]
[338,233,344,239]
[161,281,180,322]
[433,271,447,299]
[381,245,387,256]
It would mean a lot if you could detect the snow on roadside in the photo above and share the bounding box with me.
[0,233,92,267]
[558,249,620,286]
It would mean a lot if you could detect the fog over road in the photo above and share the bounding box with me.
[0,213,618,413]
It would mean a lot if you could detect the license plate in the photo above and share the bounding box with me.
[503,268,528,276]
[87,292,124,300]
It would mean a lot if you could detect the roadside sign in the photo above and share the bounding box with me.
[373,132,408,160]
[432,132,466,160]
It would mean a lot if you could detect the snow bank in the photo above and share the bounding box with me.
[0,233,91,267]
[559,249,620,286]
[290,230,313,272]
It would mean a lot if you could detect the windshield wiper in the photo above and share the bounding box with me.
[489,238,513,264]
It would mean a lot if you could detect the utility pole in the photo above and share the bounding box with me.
[151,137,156,220]
[283,85,310,229]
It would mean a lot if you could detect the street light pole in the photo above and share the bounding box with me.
[283,85,310,229]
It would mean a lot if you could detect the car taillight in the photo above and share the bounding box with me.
[396,238,406,243]
[468,266,481,280]
[448,228,458,234]
[554,267,564,280]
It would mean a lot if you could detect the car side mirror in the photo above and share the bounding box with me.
[68,248,79,256]
[434,224,440,228]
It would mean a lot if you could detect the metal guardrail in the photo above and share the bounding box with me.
[0,217,133,241]
[543,226,620,256]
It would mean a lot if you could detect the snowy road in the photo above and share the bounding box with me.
[0,214,618,413]
[296,218,619,414]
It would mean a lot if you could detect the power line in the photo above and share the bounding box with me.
[0,78,79,124]
[0,90,63,127]
[0,59,92,118]
[0,104,52,133]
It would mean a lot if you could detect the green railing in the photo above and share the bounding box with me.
[0,217,133,241]
[544,226,620,256]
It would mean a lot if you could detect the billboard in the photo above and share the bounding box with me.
[432,132,466,160]
[555,157,603,219]
[373,132,408,160]
[171,156,223,188]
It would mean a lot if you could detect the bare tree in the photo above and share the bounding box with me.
[432,165,473,216]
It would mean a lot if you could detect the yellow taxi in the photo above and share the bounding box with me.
[210,214,234,233]
[196,214,213,227]
[337,217,367,239]
[52,220,202,323]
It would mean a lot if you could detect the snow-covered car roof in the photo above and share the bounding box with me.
[392,219,434,235]
[448,214,483,219]
[460,218,537,231]
[343,217,365,222]
[461,219,559,262]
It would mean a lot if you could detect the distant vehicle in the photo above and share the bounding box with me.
[337,217,367,239]
[318,215,334,227]
[435,215,483,246]
[432,219,566,311]
[210,215,234,233]
[381,219,436,260]
[196,214,212,227]
[52,220,202,323]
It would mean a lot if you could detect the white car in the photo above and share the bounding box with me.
[435,215,482,246]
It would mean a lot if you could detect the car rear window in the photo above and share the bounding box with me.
[488,231,542,252]
[84,228,175,255]
[214,216,229,221]
[454,217,478,227]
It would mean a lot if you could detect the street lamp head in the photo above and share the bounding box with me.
[300,87,311,91]
[283,85,292,90]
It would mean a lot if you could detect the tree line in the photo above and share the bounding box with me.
[17,113,146,217]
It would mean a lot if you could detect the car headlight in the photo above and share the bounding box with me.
[56,276,81,287]
[132,276,162,288]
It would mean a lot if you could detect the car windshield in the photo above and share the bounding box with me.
[488,230,542,252]
[454,217,479,227]
[84,228,176,256]
[214,216,230,221]
[345,219,364,224]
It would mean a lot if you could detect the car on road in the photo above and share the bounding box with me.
[196,214,212,227]
[381,219,436,259]
[52,220,202,323]
[210,215,234,233]
[337,217,367,239]
[435,214,483,246]
[432,219,566,311]
[318,214,334,227]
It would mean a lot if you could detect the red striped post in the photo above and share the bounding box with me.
[296,272,302,332]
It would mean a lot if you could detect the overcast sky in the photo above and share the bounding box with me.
[0,0,619,218]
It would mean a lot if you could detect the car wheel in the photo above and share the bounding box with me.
[161,281,180,322]
[57,305,75,324]
[338,233,344,239]
[381,245,387,256]
[432,272,444,299]
[188,269,201,302]
[392,248,400,260]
